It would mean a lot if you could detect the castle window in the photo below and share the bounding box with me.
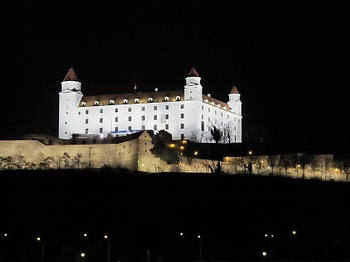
[128,116,132,121]
[66,112,68,115]
[181,104,184,109]
[154,115,157,120]
[142,115,145,121]
[215,119,217,124]
[135,98,140,103]
[181,123,184,129]
[165,124,169,130]
[78,112,81,115]
[176,96,181,101]
[165,114,169,120]
[215,110,217,115]
[109,100,115,105]
[142,106,145,111]
[65,131,67,134]
[154,106,157,111]
[201,115,203,119]
[227,115,229,119]
[123,99,128,104]
[100,109,103,113]
[165,105,169,110]
[115,126,118,131]
[181,134,184,140]
[85,110,89,114]
[81,102,86,106]
[221,112,223,117]
[85,128,88,134]
[142,125,145,130]
[128,107,132,112]
[148,97,154,102]
[208,108,210,112]
[115,108,118,113]
[65,122,67,125]
[164,96,169,101]
[128,126,132,131]
[99,118,103,123]
[201,121,204,131]
[154,125,157,130]
[181,113,184,119]
[85,119,88,124]
[202,105,204,110]
[99,128,103,133]
[94,101,99,106]
[115,117,118,122]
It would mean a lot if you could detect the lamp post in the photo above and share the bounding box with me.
[104,234,111,262]
[197,234,202,262]
[264,233,274,260]
[36,236,44,262]
[290,230,297,260]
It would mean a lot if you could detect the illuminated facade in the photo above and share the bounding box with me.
[58,67,242,143]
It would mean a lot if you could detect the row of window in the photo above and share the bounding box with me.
[85,123,185,134]
[84,113,185,124]
[81,96,182,107]
[80,104,185,115]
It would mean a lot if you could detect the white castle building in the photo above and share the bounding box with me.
[58,67,242,143]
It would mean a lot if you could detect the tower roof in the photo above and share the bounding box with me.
[188,67,199,77]
[63,67,79,81]
[230,85,239,94]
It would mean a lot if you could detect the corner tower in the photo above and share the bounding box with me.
[184,67,203,101]
[227,85,241,116]
[58,67,83,139]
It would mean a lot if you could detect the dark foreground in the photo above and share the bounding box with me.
[1,169,350,261]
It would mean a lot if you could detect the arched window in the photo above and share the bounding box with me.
[134,98,140,103]
[164,96,169,101]
[81,101,86,106]
[175,96,181,101]
[148,97,154,102]
[94,101,99,106]
[109,100,115,105]
[123,99,128,104]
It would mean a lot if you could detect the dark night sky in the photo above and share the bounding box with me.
[2,1,349,150]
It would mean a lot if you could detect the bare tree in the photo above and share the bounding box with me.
[297,154,311,179]
[279,154,294,176]
[73,153,83,168]
[210,126,223,144]
[268,154,278,176]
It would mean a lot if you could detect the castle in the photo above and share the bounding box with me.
[58,67,242,143]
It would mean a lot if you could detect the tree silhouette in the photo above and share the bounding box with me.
[210,126,222,144]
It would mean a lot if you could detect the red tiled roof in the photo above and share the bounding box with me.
[79,90,184,107]
[202,94,231,111]
[230,86,239,94]
[188,67,199,77]
[63,67,79,81]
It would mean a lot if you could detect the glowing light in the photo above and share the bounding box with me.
[197,234,201,239]
[83,233,88,238]
[271,234,274,238]
[181,140,188,144]
[36,237,41,242]
[292,230,297,235]
[194,151,198,156]
[179,146,185,150]
[248,150,253,155]
[262,251,267,257]
[179,232,184,236]
[264,234,268,237]
[81,252,86,258]
[104,234,108,239]
[168,143,176,148]
[296,164,301,168]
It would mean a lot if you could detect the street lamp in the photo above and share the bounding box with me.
[104,234,111,262]
[197,234,202,262]
[3,233,8,238]
[264,234,274,260]
[80,252,86,258]
[290,229,297,260]
[179,232,184,236]
[83,233,88,238]
[36,236,44,262]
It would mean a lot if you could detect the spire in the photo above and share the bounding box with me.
[188,67,199,77]
[230,85,239,94]
[63,67,79,81]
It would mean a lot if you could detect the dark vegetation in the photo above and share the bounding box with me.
[1,169,350,261]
